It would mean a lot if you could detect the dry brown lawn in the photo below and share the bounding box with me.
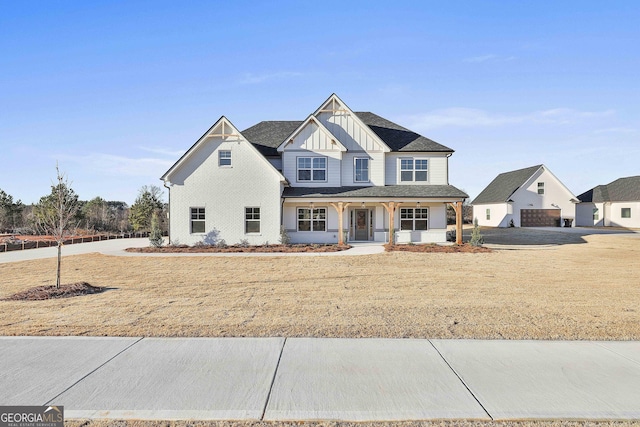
[1,233,639,340]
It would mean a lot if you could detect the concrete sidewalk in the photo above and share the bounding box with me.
[1,337,639,421]
[0,239,384,264]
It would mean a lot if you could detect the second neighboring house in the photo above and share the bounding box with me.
[575,176,640,228]
[161,94,468,245]
[472,164,579,227]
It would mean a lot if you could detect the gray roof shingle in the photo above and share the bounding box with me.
[241,112,454,155]
[242,121,302,157]
[577,176,640,202]
[471,165,543,205]
[283,185,468,199]
[355,112,454,152]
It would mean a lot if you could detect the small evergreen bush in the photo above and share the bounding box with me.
[469,218,484,247]
[148,212,164,247]
[279,226,291,245]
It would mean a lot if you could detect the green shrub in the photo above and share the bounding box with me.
[469,218,484,247]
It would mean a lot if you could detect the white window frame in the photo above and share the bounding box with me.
[486,209,491,220]
[219,150,232,167]
[245,207,260,234]
[190,207,205,234]
[399,208,428,231]
[399,158,428,183]
[537,182,544,194]
[297,207,327,231]
[593,208,599,221]
[297,156,327,182]
[621,207,631,218]
[354,157,370,183]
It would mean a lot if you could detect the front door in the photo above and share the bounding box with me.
[355,209,369,240]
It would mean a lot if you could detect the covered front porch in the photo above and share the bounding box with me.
[281,186,468,245]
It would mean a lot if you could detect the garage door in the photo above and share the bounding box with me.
[520,209,560,227]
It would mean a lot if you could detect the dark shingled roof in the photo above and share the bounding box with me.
[242,121,302,157]
[241,112,453,155]
[471,165,543,205]
[577,176,640,202]
[283,185,468,199]
[355,112,453,152]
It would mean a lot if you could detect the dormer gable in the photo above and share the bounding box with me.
[313,93,390,153]
[277,115,347,153]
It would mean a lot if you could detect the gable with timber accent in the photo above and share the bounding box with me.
[162,116,285,184]
[277,115,347,152]
[314,94,390,153]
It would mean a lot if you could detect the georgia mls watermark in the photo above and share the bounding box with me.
[0,406,63,427]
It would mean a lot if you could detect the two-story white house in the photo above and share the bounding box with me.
[161,94,468,245]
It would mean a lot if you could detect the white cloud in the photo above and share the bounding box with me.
[401,107,616,130]
[238,71,303,85]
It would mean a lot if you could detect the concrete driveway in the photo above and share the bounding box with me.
[465,226,640,247]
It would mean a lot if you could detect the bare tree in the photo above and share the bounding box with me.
[34,165,80,289]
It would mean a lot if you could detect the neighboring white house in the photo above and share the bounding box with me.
[575,176,640,228]
[471,165,579,227]
[161,94,468,245]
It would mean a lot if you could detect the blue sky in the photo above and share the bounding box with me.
[1,1,638,205]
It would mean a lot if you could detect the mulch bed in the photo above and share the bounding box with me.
[2,282,106,301]
[384,243,492,253]
[126,244,351,253]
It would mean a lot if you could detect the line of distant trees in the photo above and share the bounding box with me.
[0,185,167,236]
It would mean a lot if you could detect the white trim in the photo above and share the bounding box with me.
[296,156,328,183]
[276,114,347,153]
[312,93,391,152]
[244,206,261,234]
[398,157,429,184]
[162,116,286,184]
[189,206,206,234]
[353,157,370,183]
[296,206,328,232]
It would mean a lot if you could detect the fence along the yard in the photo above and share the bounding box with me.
[0,232,151,253]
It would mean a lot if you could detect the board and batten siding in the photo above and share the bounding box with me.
[317,111,386,152]
[384,153,449,185]
[167,136,282,245]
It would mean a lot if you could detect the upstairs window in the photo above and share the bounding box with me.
[621,208,631,218]
[537,182,544,194]
[400,208,428,231]
[219,150,232,166]
[297,157,327,182]
[245,207,260,233]
[593,208,599,220]
[354,158,369,182]
[190,207,205,233]
[400,159,428,182]
[486,209,491,220]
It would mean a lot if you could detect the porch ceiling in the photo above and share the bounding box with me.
[282,185,468,199]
